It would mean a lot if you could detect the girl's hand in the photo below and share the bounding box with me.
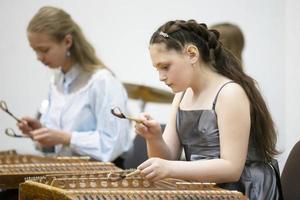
[137,157,171,181]
[17,117,42,136]
[134,113,162,141]
[30,128,71,147]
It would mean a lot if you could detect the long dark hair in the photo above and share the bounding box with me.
[150,20,278,162]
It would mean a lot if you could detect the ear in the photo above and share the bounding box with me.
[185,44,199,64]
[64,34,73,49]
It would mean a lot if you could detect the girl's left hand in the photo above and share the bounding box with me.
[137,157,172,181]
[30,128,71,147]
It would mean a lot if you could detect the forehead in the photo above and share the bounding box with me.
[149,43,182,66]
[27,32,57,47]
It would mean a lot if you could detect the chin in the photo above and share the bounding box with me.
[171,87,185,93]
[47,65,59,69]
[171,88,179,93]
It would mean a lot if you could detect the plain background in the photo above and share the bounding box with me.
[0,0,299,172]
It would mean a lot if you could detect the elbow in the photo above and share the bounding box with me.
[224,167,243,183]
[215,162,244,183]
[227,173,242,182]
[218,172,241,183]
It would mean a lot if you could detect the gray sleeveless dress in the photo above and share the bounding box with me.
[176,82,282,200]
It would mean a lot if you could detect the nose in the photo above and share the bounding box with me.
[36,52,45,62]
[159,71,167,82]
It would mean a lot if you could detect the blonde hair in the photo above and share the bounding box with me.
[27,6,105,72]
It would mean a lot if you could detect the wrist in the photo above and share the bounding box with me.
[166,160,175,177]
[62,132,71,145]
[146,135,163,144]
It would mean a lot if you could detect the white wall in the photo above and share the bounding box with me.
[0,0,298,171]
[284,0,300,165]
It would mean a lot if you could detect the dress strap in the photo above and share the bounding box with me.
[179,90,186,103]
[212,81,235,110]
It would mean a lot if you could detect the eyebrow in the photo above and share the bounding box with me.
[154,63,163,68]
[31,46,49,51]
[155,61,170,68]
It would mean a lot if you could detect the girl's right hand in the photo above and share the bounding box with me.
[134,113,162,141]
[17,117,42,135]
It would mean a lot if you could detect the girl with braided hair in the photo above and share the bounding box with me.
[135,20,281,199]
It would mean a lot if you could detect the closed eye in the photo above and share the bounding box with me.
[39,48,49,53]
[161,65,169,71]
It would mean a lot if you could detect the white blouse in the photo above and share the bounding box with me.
[41,65,132,162]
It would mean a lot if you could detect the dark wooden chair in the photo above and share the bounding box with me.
[281,140,300,200]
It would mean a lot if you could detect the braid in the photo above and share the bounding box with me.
[152,20,225,65]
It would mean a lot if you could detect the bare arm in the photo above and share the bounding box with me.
[136,92,183,160]
[139,84,251,183]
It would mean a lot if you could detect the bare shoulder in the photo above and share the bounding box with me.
[219,82,248,99]
[215,82,250,110]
